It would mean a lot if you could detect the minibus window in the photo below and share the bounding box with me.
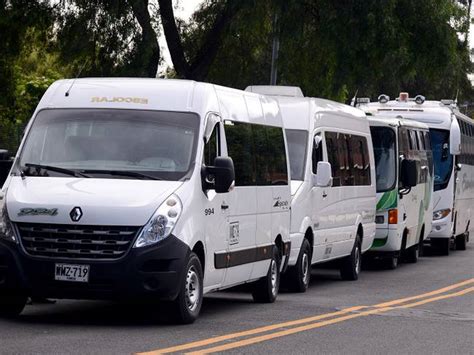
[204,124,219,166]
[18,109,200,181]
[311,133,323,175]
[224,122,256,186]
[285,129,308,181]
[430,129,453,191]
[370,127,396,192]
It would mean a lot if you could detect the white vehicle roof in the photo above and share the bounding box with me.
[36,78,283,128]
[245,86,367,132]
[367,115,430,130]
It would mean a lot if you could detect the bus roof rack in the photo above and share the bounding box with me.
[245,85,304,97]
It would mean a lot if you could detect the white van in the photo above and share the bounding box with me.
[359,94,472,255]
[0,78,291,323]
[368,116,433,269]
[246,86,376,292]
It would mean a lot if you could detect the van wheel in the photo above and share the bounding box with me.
[384,256,398,270]
[252,247,280,303]
[288,239,312,293]
[172,252,203,324]
[455,233,467,250]
[405,243,419,263]
[340,235,362,281]
[432,238,450,256]
[0,291,27,318]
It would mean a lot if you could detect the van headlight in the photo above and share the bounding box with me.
[433,209,451,221]
[134,194,183,248]
[0,193,17,243]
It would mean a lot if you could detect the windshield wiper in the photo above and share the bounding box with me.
[23,163,92,178]
[80,169,161,180]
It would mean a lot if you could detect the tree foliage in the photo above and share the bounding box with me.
[0,0,473,151]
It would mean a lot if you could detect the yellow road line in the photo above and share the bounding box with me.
[139,278,474,355]
[187,287,474,354]
[139,306,366,355]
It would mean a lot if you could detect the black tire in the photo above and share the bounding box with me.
[252,247,280,303]
[340,235,362,281]
[0,291,27,318]
[405,243,419,263]
[172,252,203,324]
[432,238,450,256]
[455,233,467,251]
[383,255,399,270]
[288,239,312,293]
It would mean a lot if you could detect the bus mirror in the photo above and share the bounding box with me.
[202,157,235,193]
[449,119,461,156]
[400,159,418,188]
[315,162,333,187]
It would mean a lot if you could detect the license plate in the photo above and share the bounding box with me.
[55,263,90,283]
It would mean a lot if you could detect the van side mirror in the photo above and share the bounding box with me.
[400,159,418,189]
[202,156,235,193]
[314,162,332,187]
[449,119,461,156]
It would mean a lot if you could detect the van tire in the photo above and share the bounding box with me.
[405,243,419,263]
[432,238,450,256]
[384,256,398,270]
[340,235,362,281]
[288,239,312,293]
[455,233,467,250]
[0,291,27,318]
[172,252,203,324]
[252,247,280,303]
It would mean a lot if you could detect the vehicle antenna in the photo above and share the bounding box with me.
[350,89,359,107]
[65,59,89,97]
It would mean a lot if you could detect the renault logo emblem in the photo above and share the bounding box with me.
[70,207,83,222]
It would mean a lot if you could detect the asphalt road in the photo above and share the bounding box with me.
[1,244,473,355]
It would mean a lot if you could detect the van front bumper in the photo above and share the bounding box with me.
[0,235,190,301]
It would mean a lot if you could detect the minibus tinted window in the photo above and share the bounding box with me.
[204,124,219,166]
[370,127,396,192]
[224,122,256,186]
[430,129,453,190]
[285,129,308,181]
[19,109,199,181]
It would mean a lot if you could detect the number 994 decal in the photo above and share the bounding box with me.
[204,208,215,216]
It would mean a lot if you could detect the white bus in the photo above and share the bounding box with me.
[0,78,292,323]
[359,93,473,255]
[368,116,433,269]
[247,86,376,292]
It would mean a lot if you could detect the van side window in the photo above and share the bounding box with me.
[408,130,418,151]
[325,132,341,186]
[224,122,256,186]
[312,133,323,174]
[204,123,219,166]
[423,131,431,150]
[265,126,288,185]
[417,131,425,150]
[349,135,371,186]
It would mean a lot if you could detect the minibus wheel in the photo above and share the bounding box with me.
[288,239,312,293]
[432,238,450,256]
[340,235,362,281]
[383,256,398,270]
[0,291,27,318]
[172,252,203,324]
[455,233,467,250]
[252,247,280,303]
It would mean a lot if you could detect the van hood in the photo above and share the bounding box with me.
[6,177,183,226]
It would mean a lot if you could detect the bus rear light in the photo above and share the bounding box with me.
[388,209,398,224]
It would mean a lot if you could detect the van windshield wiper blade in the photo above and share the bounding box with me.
[23,163,92,178]
[80,169,161,180]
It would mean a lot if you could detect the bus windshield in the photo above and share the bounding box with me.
[18,109,200,181]
[370,126,396,192]
[430,129,453,190]
[284,129,308,181]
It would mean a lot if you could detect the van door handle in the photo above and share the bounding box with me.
[322,191,327,198]
[221,203,229,210]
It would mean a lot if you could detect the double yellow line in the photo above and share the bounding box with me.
[139,278,474,355]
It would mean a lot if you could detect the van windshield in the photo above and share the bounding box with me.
[18,109,200,181]
[430,129,453,191]
[370,126,396,192]
[284,129,308,181]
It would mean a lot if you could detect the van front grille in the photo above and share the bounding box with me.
[16,223,140,260]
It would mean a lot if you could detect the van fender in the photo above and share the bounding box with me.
[353,214,367,251]
[287,217,313,266]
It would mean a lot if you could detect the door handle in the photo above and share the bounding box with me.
[322,191,327,198]
[403,213,407,221]
[221,203,229,210]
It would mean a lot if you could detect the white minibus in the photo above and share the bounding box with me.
[368,116,433,269]
[0,78,291,323]
[246,86,376,292]
[359,93,473,255]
